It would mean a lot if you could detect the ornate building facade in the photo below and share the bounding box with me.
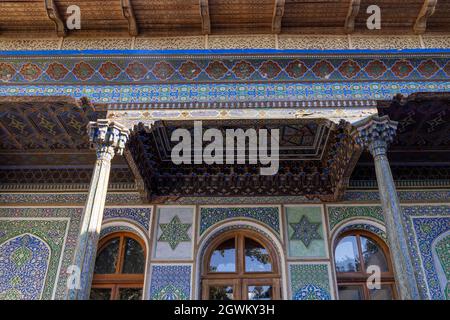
[0,0,449,301]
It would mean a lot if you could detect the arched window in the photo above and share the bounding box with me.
[334,230,396,300]
[202,230,281,300]
[90,232,146,300]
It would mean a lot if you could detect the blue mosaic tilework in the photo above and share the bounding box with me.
[103,207,151,231]
[290,263,332,300]
[1,82,449,105]
[200,207,280,236]
[343,190,450,202]
[149,265,191,300]
[0,207,82,300]
[99,225,134,239]
[402,205,450,300]
[0,234,50,300]
[327,206,384,231]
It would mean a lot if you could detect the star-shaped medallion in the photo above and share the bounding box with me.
[158,215,191,250]
[289,215,322,247]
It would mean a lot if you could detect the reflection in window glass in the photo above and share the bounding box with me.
[209,286,233,300]
[122,238,145,274]
[335,236,360,272]
[118,288,143,300]
[94,237,120,274]
[338,285,364,300]
[209,238,236,272]
[248,285,272,300]
[245,238,272,272]
[90,288,112,300]
[369,285,394,300]
[361,236,389,272]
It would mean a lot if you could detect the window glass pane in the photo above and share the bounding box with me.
[118,288,142,300]
[338,285,364,300]
[90,288,112,300]
[94,237,120,274]
[360,236,389,272]
[335,236,361,272]
[369,284,394,300]
[209,286,233,300]
[248,285,272,300]
[122,237,145,274]
[209,238,236,272]
[245,238,272,272]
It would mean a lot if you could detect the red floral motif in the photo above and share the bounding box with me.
[98,61,121,81]
[417,59,439,78]
[178,60,202,80]
[152,61,175,80]
[285,60,308,79]
[232,61,255,79]
[46,62,69,81]
[259,60,282,79]
[72,61,95,81]
[125,61,148,81]
[338,60,361,79]
[205,60,228,80]
[19,63,42,81]
[0,63,16,82]
[364,60,387,79]
[391,60,414,79]
[312,60,334,79]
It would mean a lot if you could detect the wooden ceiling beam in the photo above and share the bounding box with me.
[44,0,66,37]
[121,0,139,36]
[414,0,438,34]
[344,0,361,34]
[272,0,285,34]
[199,0,211,35]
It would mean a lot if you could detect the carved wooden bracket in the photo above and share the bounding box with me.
[44,0,66,37]
[121,0,139,36]
[200,0,211,35]
[344,0,361,34]
[414,0,438,34]
[272,0,285,34]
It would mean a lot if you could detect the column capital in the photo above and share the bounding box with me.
[353,115,398,157]
[87,120,129,160]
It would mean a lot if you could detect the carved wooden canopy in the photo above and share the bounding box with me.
[0,0,446,37]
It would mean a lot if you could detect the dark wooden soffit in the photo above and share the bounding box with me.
[128,118,362,201]
[0,96,105,151]
[0,0,448,37]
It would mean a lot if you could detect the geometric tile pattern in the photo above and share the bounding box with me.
[149,265,191,300]
[285,206,326,258]
[1,82,449,105]
[327,206,384,231]
[154,207,194,260]
[103,207,151,231]
[200,207,280,236]
[401,205,450,300]
[434,235,450,300]
[343,190,450,202]
[158,216,191,250]
[290,263,332,300]
[1,53,450,84]
[0,208,82,299]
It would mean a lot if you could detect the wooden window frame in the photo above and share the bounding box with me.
[201,230,281,300]
[334,230,397,300]
[91,232,146,300]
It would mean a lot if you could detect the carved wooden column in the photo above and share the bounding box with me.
[353,115,421,300]
[67,120,129,300]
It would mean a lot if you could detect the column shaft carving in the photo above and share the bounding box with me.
[67,120,129,300]
[354,115,421,300]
